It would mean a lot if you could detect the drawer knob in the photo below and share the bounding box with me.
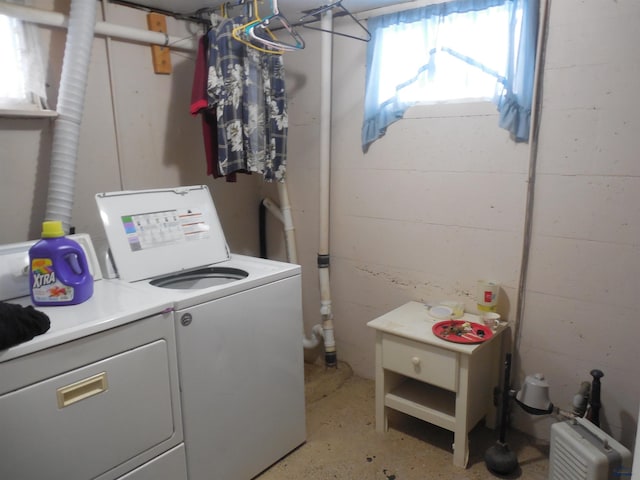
[411,356,420,366]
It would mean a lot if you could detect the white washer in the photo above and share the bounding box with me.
[96,185,306,480]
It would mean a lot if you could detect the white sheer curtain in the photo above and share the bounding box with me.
[0,0,48,111]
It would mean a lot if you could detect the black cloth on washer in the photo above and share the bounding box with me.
[0,301,50,350]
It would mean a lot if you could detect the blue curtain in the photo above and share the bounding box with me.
[361,0,539,153]
[497,0,539,142]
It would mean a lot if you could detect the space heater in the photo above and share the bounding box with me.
[548,417,632,480]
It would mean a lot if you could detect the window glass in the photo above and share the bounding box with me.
[376,4,516,106]
[362,0,538,151]
[0,13,48,111]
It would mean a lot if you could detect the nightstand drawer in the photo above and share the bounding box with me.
[382,335,458,391]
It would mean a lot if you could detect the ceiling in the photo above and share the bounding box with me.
[116,0,407,18]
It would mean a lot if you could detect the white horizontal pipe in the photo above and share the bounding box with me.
[0,2,197,52]
[354,0,445,20]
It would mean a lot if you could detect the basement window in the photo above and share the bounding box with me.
[0,12,51,117]
[373,5,515,105]
[362,0,538,151]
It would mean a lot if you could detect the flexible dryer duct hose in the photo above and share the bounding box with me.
[45,0,97,231]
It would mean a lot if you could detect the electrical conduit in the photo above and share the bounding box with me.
[318,9,336,367]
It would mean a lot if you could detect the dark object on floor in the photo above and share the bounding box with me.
[587,369,604,427]
[0,301,50,350]
[485,352,519,475]
[485,441,518,476]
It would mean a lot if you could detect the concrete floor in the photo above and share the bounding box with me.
[256,362,549,480]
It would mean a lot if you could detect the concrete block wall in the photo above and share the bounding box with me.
[1,0,637,449]
[284,0,639,448]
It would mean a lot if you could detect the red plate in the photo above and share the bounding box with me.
[432,320,493,344]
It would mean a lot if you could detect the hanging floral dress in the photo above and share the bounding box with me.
[207,16,288,182]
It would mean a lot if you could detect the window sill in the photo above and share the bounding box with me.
[405,100,497,119]
[0,109,58,119]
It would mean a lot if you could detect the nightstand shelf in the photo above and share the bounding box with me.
[386,379,456,429]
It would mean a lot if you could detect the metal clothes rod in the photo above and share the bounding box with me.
[299,0,371,41]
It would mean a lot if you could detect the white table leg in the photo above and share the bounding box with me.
[374,333,387,432]
[453,355,470,468]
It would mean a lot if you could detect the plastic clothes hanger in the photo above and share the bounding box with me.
[247,0,305,51]
[232,0,285,54]
[299,0,371,42]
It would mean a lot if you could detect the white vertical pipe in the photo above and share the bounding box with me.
[262,197,285,223]
[45,0,97,231]
[268,182,325,350]
[318,9,336,367]
[261,183,298,265]
[319,13,332,258]
[277,181,298,264]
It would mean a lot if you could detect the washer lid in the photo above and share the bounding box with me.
[96,185,230,282]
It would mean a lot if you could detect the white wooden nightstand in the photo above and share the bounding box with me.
[367,301,505,468]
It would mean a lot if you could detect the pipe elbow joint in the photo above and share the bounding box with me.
[302,324,325,350]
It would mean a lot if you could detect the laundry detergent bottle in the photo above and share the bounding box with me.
[29,221,94,306]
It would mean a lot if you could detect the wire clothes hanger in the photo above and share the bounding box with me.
[247,0,305,51]
[223,0,248,17]
[232,0,286,54]
[209,1,244,28]
[299,0,371,42]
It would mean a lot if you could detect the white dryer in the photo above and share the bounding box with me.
[96,185,306,480]
[0,236,187,480]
